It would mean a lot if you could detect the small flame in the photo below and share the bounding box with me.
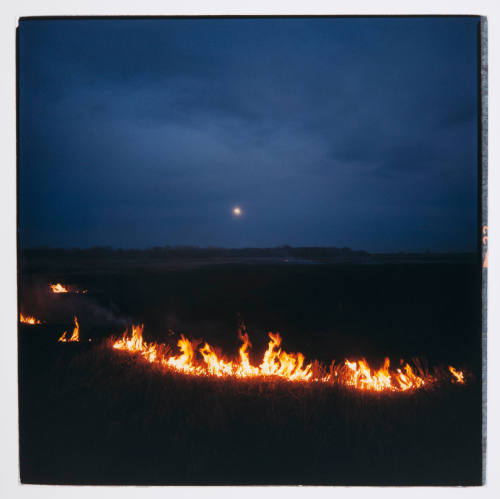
[449,366,465,384]
[19,313,42,325]
[341,357,425,392]
[20,313,42,325]
[50,283,69,293]
[111,324,464,392]
[58,316,80,342]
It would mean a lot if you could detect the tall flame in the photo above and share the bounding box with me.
[165,334,201,374]
[236,325,259,377]
[58,316,80,342]
[112,324,466,392]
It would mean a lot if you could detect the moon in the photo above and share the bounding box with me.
[232,206,242,217]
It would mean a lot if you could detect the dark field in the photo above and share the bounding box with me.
[18,254,483,485]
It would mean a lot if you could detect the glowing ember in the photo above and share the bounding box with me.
[20,313,42,325]
[112,324,466,392]
[50,283,69,293]
[58,316,80,342]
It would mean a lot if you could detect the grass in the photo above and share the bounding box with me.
[18,258,483,485]
[19,330,482,485]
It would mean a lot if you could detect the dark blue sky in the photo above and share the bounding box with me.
[18,17,479,251]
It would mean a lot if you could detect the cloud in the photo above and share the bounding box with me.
[18,17,480,251]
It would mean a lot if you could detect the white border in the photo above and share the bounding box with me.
[1,1,498,498]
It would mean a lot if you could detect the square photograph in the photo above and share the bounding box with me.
[17,16,486,486]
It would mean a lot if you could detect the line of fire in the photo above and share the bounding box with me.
[20,283,466,393]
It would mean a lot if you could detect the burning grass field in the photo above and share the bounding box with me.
[17,252,483,485]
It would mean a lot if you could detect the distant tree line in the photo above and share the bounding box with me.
[19,245,370,259]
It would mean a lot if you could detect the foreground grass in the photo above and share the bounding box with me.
[18,330,482,485]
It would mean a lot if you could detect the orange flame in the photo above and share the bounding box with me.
[340,357,426,391]
[236,327,259,377]
[50,283,69,293]
[20,313,42,325]
[164,334,202,374]
[111,325,465,392]
[58,316,80,342]
[449,366,465,384]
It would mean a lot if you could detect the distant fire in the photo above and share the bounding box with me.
[20,313,42,325]
[112,324,465,392]
[50,283,87,294]
[58,316,80,342]
[50,283,69,293]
